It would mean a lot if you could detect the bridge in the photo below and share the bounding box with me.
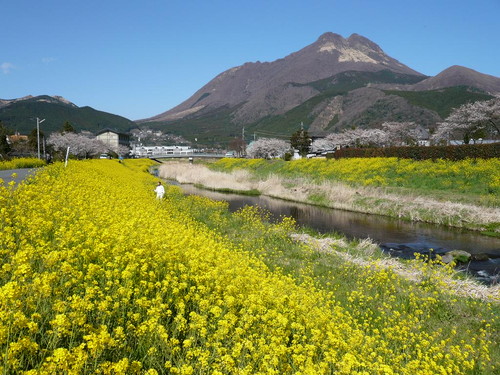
[142,153,227,162]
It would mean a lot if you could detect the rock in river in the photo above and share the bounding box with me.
[441,250,472,264]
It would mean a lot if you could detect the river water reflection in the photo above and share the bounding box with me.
[174,183,500,283]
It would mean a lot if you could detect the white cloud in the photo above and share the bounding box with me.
[1,62,15,74]
[42,57,56,64]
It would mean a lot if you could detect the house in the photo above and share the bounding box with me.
[7,133,28,144]
[96,129,130,150]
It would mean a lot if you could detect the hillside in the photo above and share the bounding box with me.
[143,73,494,144]
[0,95,136,135]
[409,65,500,92]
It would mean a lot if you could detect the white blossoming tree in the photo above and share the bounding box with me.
[313,122,426,150]
[311,137,337,153]
[48,132,108,159]
[432,97,500,144]
[113,144,131,158]
[381,121,426,146]
[246,138,291,159]
[313,128,388,150]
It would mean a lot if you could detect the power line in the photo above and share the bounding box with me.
[248,123,307,141]
[252,130,291,139]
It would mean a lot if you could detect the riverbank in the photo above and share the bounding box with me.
[157,160,500,235]
[292,233,500,303]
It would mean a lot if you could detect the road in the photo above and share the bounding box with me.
[0,168,38,186]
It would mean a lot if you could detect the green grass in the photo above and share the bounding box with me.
[481,223,500,238]
[307,192,329,205]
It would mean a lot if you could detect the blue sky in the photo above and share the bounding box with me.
[1,0,499,121]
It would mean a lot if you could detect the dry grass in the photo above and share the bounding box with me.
[159,162,254,191]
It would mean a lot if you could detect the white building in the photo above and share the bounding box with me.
[131,145,194,157]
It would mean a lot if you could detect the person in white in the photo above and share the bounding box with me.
[154,181,165,199]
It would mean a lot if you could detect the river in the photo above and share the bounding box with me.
[172,182,500,284]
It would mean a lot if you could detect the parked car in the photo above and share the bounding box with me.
[99,153,111,159]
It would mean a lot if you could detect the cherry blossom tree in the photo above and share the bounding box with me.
[432,97,500,144]
[313,128,388,150]
[312,121,426,150]
[112,144,131,158]
[48,132,108,159]
[381,121,425,146]
[311,137,337,153]
[478,97,500,135]
[356,128,389,147]
[246,138,291,159]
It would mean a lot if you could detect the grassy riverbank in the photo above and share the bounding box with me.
[158,158,500,234]
[1,159,499,373]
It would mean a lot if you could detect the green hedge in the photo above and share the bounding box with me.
[333,143,500,161]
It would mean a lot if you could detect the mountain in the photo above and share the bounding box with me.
[141,32,423,124]
[139,32,499,145]
[0,95,136,135]
[407,65,500,92]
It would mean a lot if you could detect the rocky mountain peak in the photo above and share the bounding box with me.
[315,32,348,53]
[312,32,390,66]
[316,32,345,43]
[314,32,384,54]
[0,95,77,109]
[347,33,384,54]
[51,95,77,106]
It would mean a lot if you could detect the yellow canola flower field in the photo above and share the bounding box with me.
[0,158,46,171]
[214,157,500,195]
[0,160,496,374]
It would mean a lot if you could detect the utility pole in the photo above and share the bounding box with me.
[242,127,245,142]
[37,117,45,159]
